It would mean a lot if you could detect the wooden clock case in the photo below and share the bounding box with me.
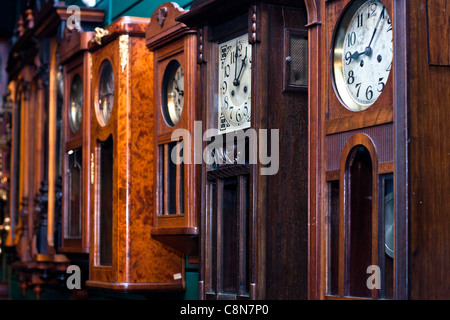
[309,0,449,300]
[86,17,184,292]
[179,0,316,300]
[59,27,96,255]
[5,2,104,298]
[146,2,200,256]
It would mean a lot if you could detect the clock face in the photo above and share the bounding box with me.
[162,60,184,126]
[333,0,393,111]
[69,74,83,133]
[218,33,252,134]
[96,60,115,126]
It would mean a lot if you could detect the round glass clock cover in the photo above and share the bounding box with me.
[97,60,115,126]
[69,74,83,133]
[162,60,184,126]
[333,0,393,111]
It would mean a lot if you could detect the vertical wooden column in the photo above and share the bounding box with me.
[47,37,58,253]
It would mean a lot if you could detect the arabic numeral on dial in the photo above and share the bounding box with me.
[223,96,229,109]
[222,81,228,94]
[368,2,377,18]
[347,32,356,47]
[355,83,362,97]
[386,61,392,72]
[236,108,242,122]
[378,78,385,92]
[366,86,374,100]
[347,70,355,85]
[225,64,231,77]
[345,52,352,65]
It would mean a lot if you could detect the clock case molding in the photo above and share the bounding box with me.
[146,2,200,256]
[179,0,320,300]
[59,27,96,254]
[86,16,185,292]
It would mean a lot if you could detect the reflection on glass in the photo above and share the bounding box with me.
[98,136,113,266]
[348,146,372,298]
[69,74,83,133]
[67,148,82,238]
[97,60,114,126]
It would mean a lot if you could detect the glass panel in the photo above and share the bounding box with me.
[348,146,372,298]
[221,177,238,294]
[168,142,177,214]
[382,173,394,299]
[67,148,82,238]
[289,33,308,87]
[241,175,250,296]
[159,142,184,215]
[98,136,113,266]
[328,180,340,295]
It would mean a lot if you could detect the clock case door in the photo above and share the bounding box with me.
[179,0,310,300]
[86,17,184,291]
[146,3,200,256]
[318,0,402,300]
[59,28,95,254]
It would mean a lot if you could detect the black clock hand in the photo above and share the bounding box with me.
[174,81,184,96]
[367,7,384,51]
[233,41,239,84]
[233,48,248,86]
[348,9,385,62]
[350,50,367,60]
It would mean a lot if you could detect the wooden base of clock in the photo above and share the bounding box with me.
[85,280,184,292]
[151,227,199,255]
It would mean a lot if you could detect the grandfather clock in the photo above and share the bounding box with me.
[179,0,310,300]
[146,2,199,256]
[313,0,449,300]
[59,27,95,254]
[86,17,184,291]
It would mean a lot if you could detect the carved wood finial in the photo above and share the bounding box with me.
[33,284,42,300]
[17,15,25,37]
[156,7,168,27]
[91,27,110,45]
[63,26,73,43]
[25,9,34,29]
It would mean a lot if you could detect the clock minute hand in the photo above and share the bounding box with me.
[233,49,248,86]
[367,8,384,52]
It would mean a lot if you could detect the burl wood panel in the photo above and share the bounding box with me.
[265,4,308,300]
[87,17,184,290]
[408,0,450,300]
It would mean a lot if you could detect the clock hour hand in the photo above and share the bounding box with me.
[349,47,372,61]
[233,41,239,83]
[174,80,184,96]
[233,48,248,86]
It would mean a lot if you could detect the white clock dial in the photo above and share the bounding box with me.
[218,33,252,134]
[167,65,184,126]
[333,0,393,111]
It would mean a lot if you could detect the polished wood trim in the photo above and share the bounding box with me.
[338,133,379,299]
[326,108,393,135]
[85,280,185,292]
[151,227,198,236]
[47,36,58,253]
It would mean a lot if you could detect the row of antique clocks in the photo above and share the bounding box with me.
[2,0,445,300]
